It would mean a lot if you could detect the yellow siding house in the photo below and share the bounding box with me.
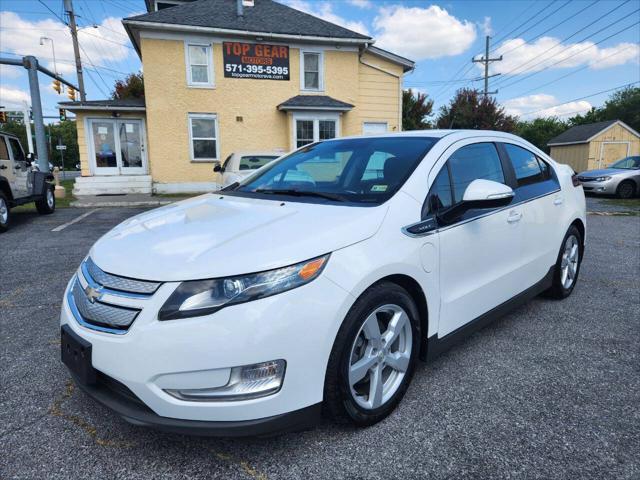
[60,0,414,195]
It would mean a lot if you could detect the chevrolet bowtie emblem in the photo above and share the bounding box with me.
[84,285,103,304]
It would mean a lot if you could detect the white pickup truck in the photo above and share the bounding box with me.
[0,130,55,233]
[213,151,282,187]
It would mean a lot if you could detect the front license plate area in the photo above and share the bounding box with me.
[61,324,97,385]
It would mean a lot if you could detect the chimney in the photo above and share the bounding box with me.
[237,0,243,17]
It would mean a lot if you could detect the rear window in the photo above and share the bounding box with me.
[0,137,9,160]
[239,155,278,171]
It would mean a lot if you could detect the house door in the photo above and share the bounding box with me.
[89,119,146,175]
[600,142,629,168]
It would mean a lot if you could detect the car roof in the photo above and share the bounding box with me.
[232,151,283,157]
[324,129,526,142]
[0,130,19,138]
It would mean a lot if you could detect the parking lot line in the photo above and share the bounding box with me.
[51,209,99,232]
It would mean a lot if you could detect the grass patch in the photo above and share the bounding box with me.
[600,197,640,210]
[12,178,76,213]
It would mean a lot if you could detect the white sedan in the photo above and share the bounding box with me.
[59,130,586,436]
[213,151,282,187]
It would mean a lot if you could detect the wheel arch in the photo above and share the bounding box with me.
[0,177,14,202]
[368,274,429,360]
[570,217,586,249]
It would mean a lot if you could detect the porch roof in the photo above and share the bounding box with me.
[58,98,146,112]
[277,95,354,112]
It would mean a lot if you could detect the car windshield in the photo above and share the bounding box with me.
[229,137,438,205]
[610,156,640,169]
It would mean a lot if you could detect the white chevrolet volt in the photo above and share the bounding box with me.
[60,130,586,436]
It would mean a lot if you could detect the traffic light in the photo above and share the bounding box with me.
[67,87,76,101]
[0,111,6,123]
[59,108,67,122]
[52,79,62,94]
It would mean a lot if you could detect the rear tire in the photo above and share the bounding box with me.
[36,186,55,214]
[324,282,420,427]
[0,192,10,233]
[616,180,635,199]
[545,225,582,299]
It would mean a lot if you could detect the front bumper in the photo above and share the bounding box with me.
[60,271,353,430]
[580,179,617,195]
[71,370,321,437]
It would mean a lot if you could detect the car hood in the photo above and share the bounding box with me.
[578,168,629,177]
[89,193,388,281]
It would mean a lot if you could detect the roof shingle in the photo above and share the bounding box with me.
[126,0,371,40]
[277,95,354,111]
[547,120,619,145]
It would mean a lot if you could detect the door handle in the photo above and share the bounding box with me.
[507,211,523,223]
[554,196,564,205]
[0,164,6,170]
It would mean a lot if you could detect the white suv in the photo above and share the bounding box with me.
[59,130,586,436]
[0,131,56,232]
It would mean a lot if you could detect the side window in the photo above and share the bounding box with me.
[504,144,546,186]
[8,138,25,163]
[239,156,277,171]
[448,143,505,203]
[0,137,9,160]
[426,165,453,214]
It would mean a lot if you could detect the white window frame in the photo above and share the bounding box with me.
[188,113,220,162]
[154,0,184,11]
[292,112,340,148]
[185,42,214,88]
[300,50,324,92]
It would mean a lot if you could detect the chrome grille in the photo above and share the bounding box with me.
[71,280,140,331]
[85,257,160,295]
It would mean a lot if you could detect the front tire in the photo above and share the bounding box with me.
[616,180,635,199]
[324,282,420,426]
[545,225,583,299]
[0,192,10,233]
[36,186,55,214]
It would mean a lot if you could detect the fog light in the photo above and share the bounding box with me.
[165,360,286,402]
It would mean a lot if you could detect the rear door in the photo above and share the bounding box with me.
[430,141,525,336]
[0,136,16,193]
[7,137,29,197]
[499,142,563,280]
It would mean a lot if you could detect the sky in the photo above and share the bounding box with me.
[0,0,639,124]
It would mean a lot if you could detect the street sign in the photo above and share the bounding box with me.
[56,145,67,150]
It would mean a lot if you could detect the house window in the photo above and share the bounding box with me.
[301,51,323,91]
[186,43,213,86]
[189,114,219,161]
[294,115,338,148]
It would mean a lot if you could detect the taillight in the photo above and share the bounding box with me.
[571,174,581,187]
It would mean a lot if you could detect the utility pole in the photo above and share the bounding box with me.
[472,36,503,98]
[64,0,86,101]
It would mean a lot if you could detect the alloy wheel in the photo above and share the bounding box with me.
[618,182,634,199]
[0,197,7,224]
[348,304,412,410]
[47,189,54,208]
[560,234,579,289]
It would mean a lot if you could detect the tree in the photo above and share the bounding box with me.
[516,117,568,153]
[402,89,434,130]
[570,87,639,132]
[436,88,517,132]
[112,72,144,100]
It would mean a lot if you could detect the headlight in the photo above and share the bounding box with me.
[158,254,329,320]
[593,176,612,182]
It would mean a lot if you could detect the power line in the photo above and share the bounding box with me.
[498,19,640,91]
[519,81,639,117]
[37,0,67,24]
[493,1,635,86]
[503,44,639,100]
[491,0,558,47]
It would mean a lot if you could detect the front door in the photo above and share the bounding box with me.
[6,136,30,197]
[430,141,525,337]
[89,119,146,175]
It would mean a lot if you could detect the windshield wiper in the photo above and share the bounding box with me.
[220,182,240,191]
[254,188,345,202]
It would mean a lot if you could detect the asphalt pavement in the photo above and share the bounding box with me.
[1,204,639,480]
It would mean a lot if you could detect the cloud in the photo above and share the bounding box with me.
[492,37,640,75]
[373,6,476,60]
[0,86,31,106]
[0,64,23,79]
[286,1,370,35]
[480,16,492,36]
[504,94,592,119]
[0,11,132,77]
[347,0,372,8]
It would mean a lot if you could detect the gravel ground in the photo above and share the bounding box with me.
[1,206,639,480]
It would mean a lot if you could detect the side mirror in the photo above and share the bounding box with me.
[438,179,514,224]
[213,164,223,173]
[25,152,35,164]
